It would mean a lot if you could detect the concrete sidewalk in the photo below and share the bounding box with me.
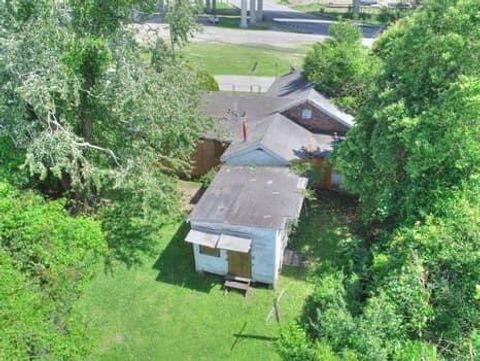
[214,75,276,93]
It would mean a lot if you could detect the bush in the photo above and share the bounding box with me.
[278,324,317,361]
[0,181,106,359]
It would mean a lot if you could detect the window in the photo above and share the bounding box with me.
[301,108,312,120]
[199,245,220,257]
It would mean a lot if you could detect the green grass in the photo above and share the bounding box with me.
[215,1,235,10]
[288,191,358,271]
[74,191,356,361]
[181,42,307,76]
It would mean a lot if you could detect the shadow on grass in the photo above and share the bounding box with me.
[152,221,223,293]
[230,322,278,351]
[281,264,310,281]
[282,190,359,279]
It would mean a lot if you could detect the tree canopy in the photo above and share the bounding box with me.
[0,1,207,359]
[1,0,209,263]
[280,1,480,360]
[0,0,208,205]
[303,22,380,114]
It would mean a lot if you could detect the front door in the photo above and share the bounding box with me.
[228,251,251,279]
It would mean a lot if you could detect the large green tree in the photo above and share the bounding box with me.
[0,0,206,206]
[280,1,480,360]
[0,0,208,263]
[336,0,480,228]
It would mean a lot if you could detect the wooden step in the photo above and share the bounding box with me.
[224,276,252,298]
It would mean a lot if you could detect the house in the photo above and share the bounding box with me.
[193,69,353,189]
[186,166,307,286]
[184,70,354,288]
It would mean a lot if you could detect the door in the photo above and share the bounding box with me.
[228,251,251,279]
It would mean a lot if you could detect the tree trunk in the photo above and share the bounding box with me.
[82,118,93,142]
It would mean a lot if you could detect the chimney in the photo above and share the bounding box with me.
[242,119,248,142]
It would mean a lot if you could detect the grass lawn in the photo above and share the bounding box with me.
[75,190,355,361]
[181,42,307,77]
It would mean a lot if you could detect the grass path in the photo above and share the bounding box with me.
[75,191,356,360]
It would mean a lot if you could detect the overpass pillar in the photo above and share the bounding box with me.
[240,0,248,28]
[249,0,256,24]
[256,0,263,21]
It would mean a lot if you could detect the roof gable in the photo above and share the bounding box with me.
[266,70,354,128]
[220,113,317,163]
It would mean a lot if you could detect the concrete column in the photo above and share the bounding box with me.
[249,0,256,25]
[256,0,263,21]
[240,0,248,28]
[352,0,360,19]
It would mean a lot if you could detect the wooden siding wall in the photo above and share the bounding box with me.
[190,222,279,285]
[191,139,228,177]
[281,102,349,135]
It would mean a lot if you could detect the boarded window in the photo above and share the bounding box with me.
[301,108,312,120]
[199,245,220,257]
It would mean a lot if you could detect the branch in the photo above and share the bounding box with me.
[74,141,121,166]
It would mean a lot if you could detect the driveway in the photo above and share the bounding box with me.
[214,75,276,93]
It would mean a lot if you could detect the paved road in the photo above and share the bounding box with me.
[228,0,383,39]
[135,22,337,48]
[214,75,276,93]
[136,22,375,48]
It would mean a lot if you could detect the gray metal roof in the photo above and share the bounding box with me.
[221,113,318,163]
[202,93,287,141]
[189,166,307,230]
[265,70,354,128]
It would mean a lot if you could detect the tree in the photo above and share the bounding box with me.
[336,0,480,228]
[303,22,380,114]
[281,1,480,360]
[0,1,208,262]
[0,1,207,204]
[331,0,480,358]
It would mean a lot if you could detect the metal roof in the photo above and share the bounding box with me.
[220,113,318,163]
[185,230,252,253]
[265,70,354,128]
[189,166,307,230]
[201,93,286,141]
